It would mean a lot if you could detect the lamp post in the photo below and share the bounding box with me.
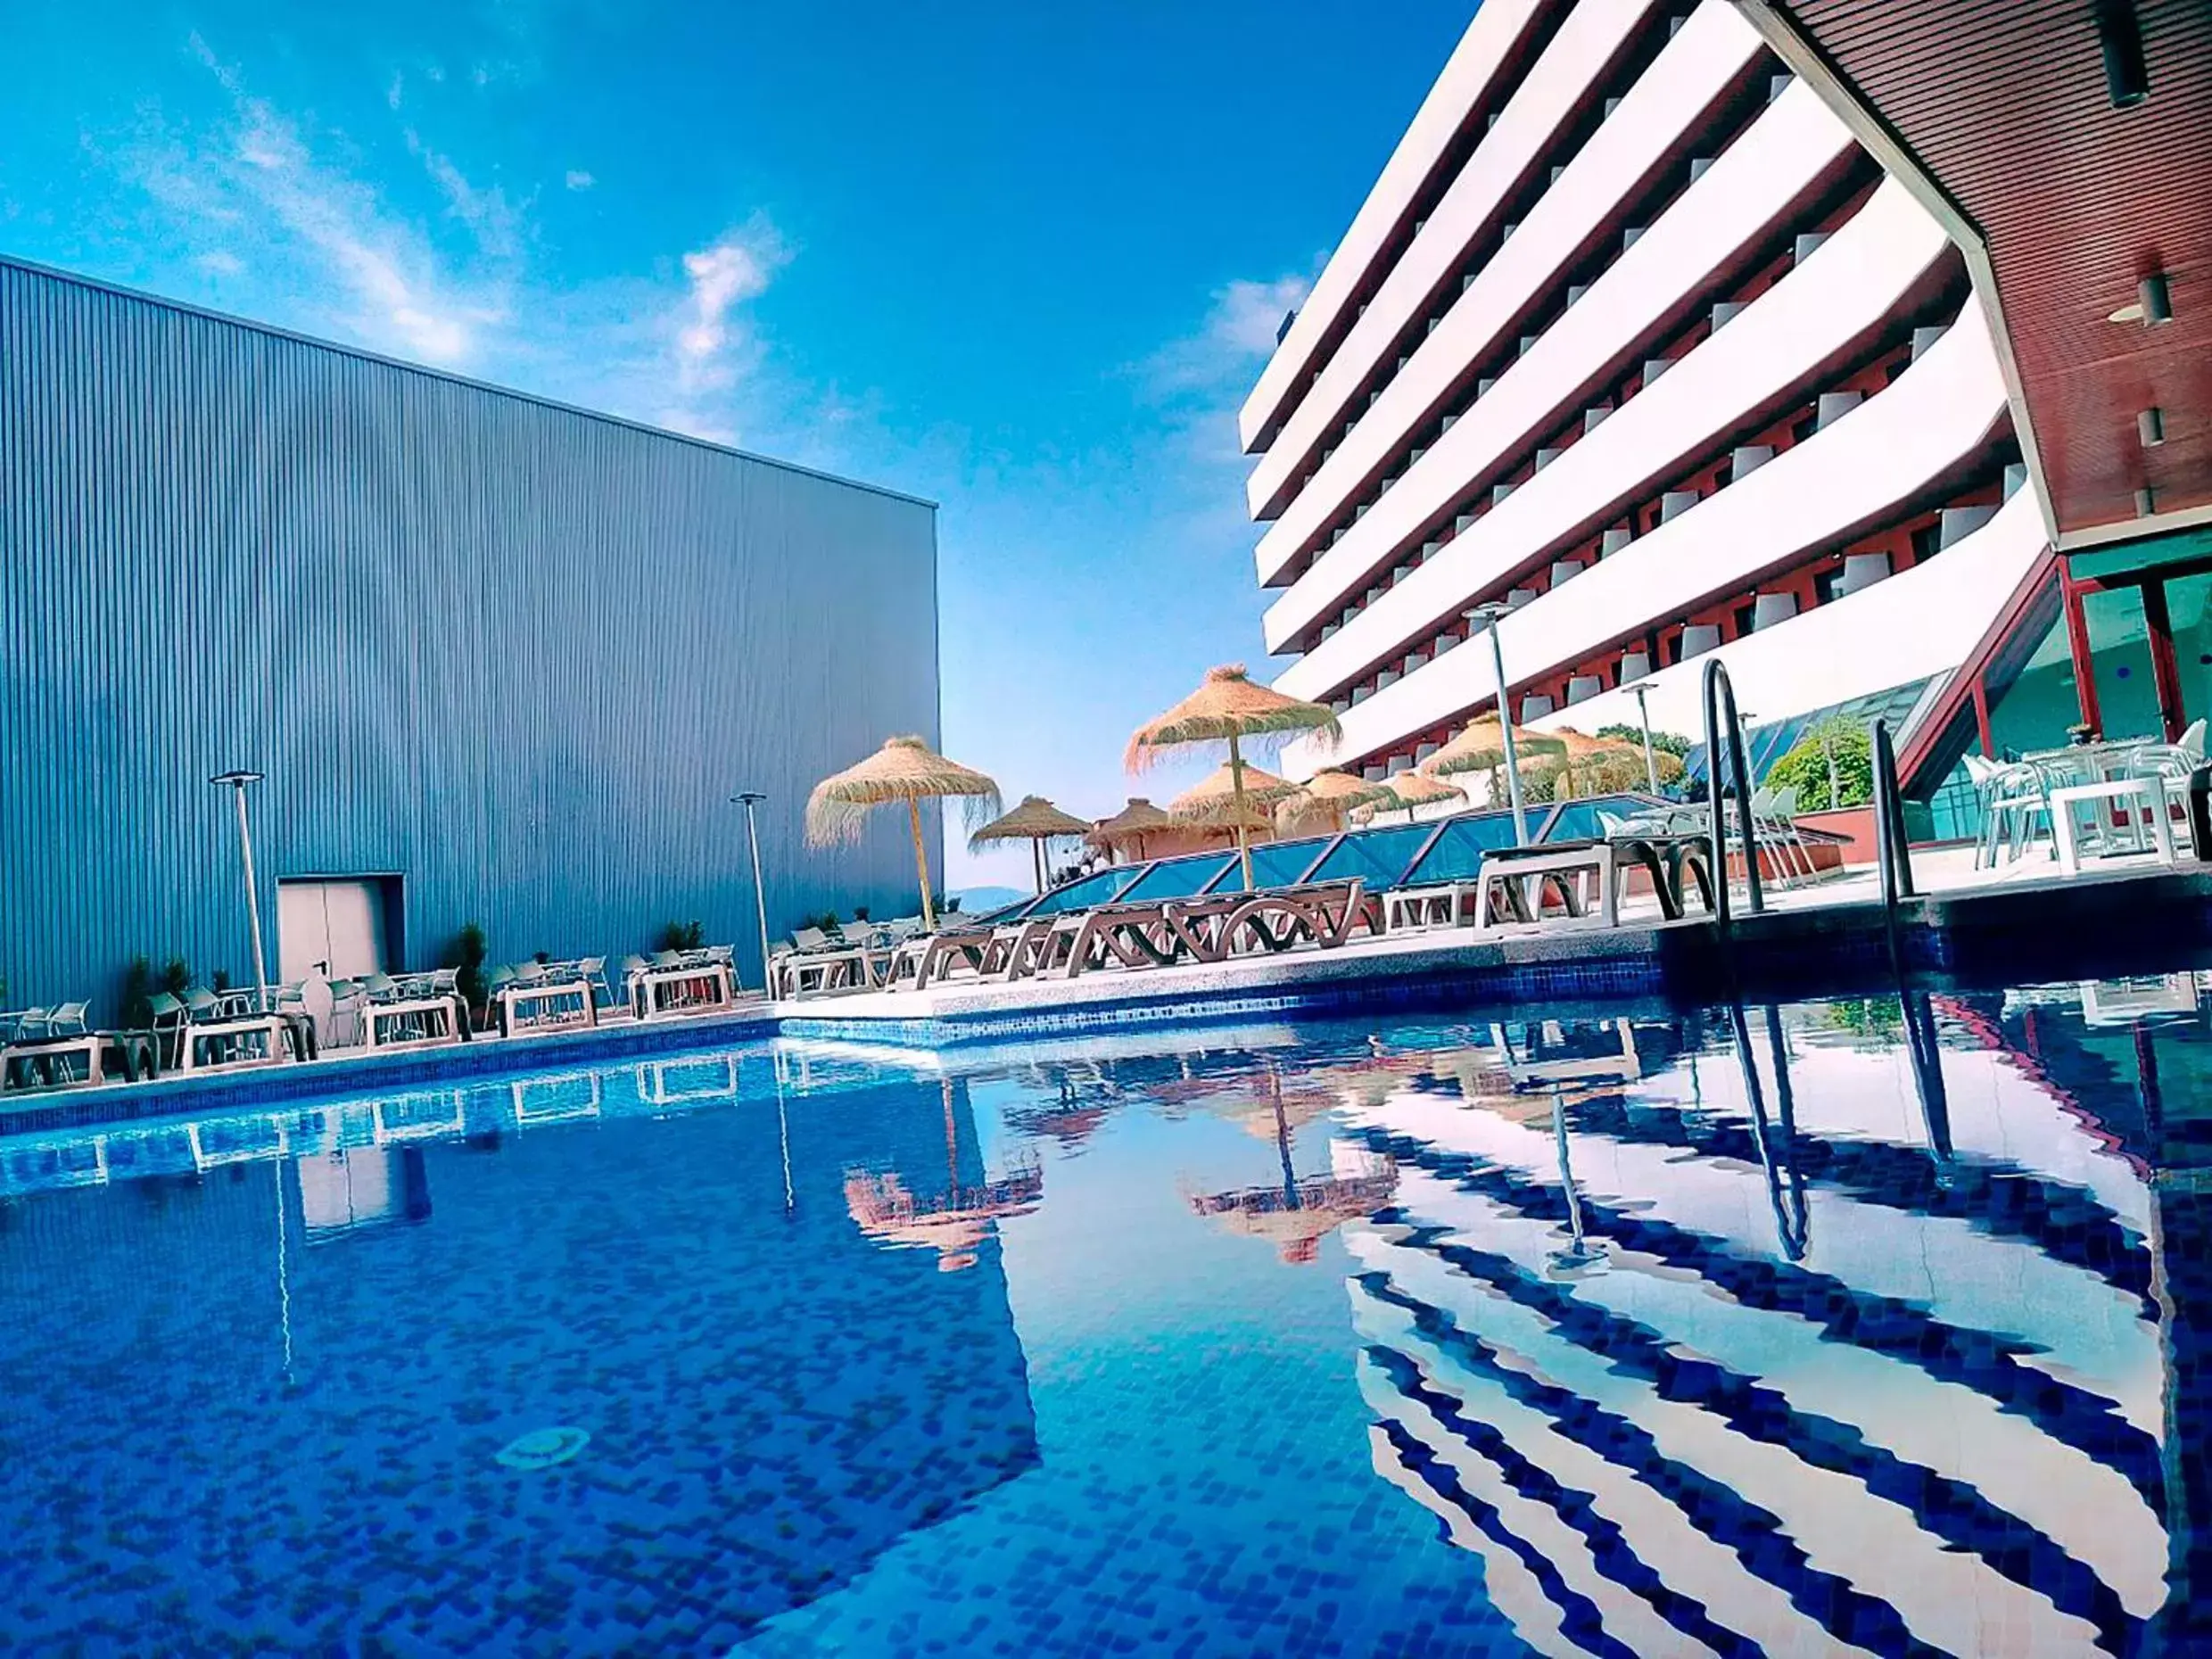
[1468,600,1529,844]
[210,770,268,1005]
[1625,681,1662,794]
[731,791,772,993]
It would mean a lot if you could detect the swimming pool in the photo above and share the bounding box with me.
[2,972,2207,1655]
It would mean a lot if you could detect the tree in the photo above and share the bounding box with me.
[1766,719,1873,811]
[1597,722,1692,759]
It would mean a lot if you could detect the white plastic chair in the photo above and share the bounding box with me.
[1965,753,2050,867]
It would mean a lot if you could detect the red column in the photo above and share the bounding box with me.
[2061,565,2102,738]
[2144,580,2184,742]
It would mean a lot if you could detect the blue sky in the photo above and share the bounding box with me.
[0,0,1469,887]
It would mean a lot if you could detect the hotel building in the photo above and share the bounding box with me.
[1249,0,2205,822]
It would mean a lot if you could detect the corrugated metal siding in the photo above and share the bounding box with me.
[0,258,940,1012]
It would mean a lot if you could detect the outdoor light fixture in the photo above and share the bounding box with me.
[1466,599,1530,844]
[209,769,269,1003]
[1624,681,1662,794]
[2141,407,2167,448]
[2141,271,2174,325]
[731,791,772,995]
[2096,0,2149,108]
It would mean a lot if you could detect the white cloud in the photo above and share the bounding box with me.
[404,128,524,259]
[146,34,504,366]
[1140,270,1314,400]
[111,40,822,470]
[654,219,790,439]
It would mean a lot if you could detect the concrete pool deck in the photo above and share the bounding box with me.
[10,841,2212,1132]
[778,843,2212,1045]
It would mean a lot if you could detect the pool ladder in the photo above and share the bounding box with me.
[1700,659,1764,937]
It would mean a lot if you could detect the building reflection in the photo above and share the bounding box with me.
[1341,998,2185,1655]
[0,1048,1043,1651]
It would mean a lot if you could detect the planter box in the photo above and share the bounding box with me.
[1795,806,1879,865]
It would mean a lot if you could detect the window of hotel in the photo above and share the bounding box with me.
[2164,570,2212,733]
[2079,586,2165,742]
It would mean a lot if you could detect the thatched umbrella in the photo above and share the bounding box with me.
[1419,714,1570,779]
[1128,664,1341,893]
[1352,769,1465,826]
[1168,762,1296,842]
[806,735,1001,932]
[970,795,1094,894]
[1087,797,1174,864]
[1419,714,1567,840]
[1275,768,1399,834]
[1530,728,1643,801]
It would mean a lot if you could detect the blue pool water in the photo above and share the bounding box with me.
[3,975,2210,1655]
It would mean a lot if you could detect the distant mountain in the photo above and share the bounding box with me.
[951,885,1026,915]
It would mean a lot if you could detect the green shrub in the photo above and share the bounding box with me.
[1820,995,1904,1044]
[1596,722,1692,759]
[1765,719,1873,811]
[655,920,707,952]
[443,923,491,1014]
[120,956,193,1028]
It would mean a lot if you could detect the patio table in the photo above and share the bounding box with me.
[2020,737,2167,860]
[2050,778,2175,876]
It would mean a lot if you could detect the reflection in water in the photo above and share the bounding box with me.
[0,1048,1041,1653]
[4,980,2212,1654]
[1185,1061,1399,1266]
[845,1080,1044,1272]
[1342,986,2212,1656]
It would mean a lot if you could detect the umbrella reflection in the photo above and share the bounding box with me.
[845,1080,1041,1272]
[1003,1067,1122,1151]
[1186,1061,1398,1265]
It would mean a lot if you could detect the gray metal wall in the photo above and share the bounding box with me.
[0,257,940,1012]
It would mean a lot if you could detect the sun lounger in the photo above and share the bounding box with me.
[1057,901,1187,979]
[1465,834,1715,933]
[1053,880,1379,978]
[772,929,878,998]
[899,918,1074,989]
[1165,880,1382,962]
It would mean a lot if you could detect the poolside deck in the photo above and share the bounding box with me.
[779,844,2212,1046]
[10,843,2211,1130]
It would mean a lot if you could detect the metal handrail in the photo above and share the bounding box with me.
[1902,988,1953,1162]
[1727,998,1810,1260]
[1869,718,1917,982]
[1869,718,1916,907]
[1701,658,1764,933]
